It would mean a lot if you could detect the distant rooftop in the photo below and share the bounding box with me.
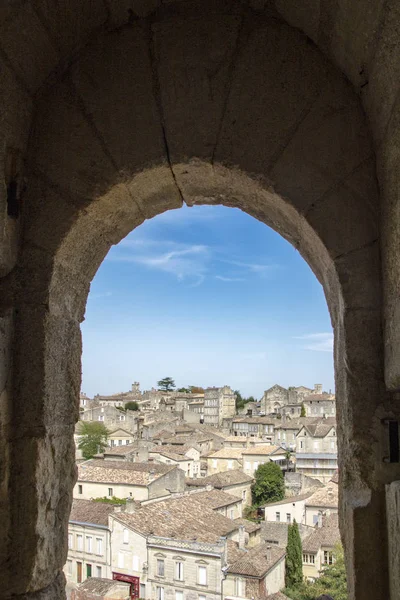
[69,499,116,526]
[77,460,175,486]
[186,469,253,488]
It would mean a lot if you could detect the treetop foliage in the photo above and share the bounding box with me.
[157,377,176,391]
[78,421,109,460]
[285,519,303,587]
[252,461,285,505]
[125,401,139,411]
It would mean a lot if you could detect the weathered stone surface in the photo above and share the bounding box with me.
[33,0,107,57]
[270,76,373,214]
[0,2,58,93]
[29,78,118,200]
[306,184,378,259]
[70,25,166,178]
[214,19,327,176]
[0,55,32,276]
[153,13,241,162]
[362,0,400,144]
[386,481,400,600]
[13,571,67,599]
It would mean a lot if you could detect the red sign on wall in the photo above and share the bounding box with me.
[112,572,140,599]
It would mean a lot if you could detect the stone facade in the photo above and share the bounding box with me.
[204,386,236,427]
[260,386,289,415]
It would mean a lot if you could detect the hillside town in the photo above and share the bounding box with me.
[68,380,340,600]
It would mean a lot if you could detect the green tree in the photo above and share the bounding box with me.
[300,403,306,417]
[157,377,176,392]
[78,422,109,459]
[285,519,303,587]
[177,387,190,393]
[285,450,292,471]
[252,462,285,505]
[235,390,245,411]
[311,544,347,600]
[125,401,139,411]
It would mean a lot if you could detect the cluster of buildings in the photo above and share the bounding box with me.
[69,381,339,599]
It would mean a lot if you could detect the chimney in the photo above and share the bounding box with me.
[125,499,140,513]
[149,469,156,482]
[238,525,246,549]
[266,545,272,561]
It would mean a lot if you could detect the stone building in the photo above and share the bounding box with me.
[185,470,254,507]
[231,417,276,440]
[260,385,289,415]
[207,449,244,475]
[302,396,336,418]
[296,421,338,484]
[242,446,288,476]
[203,386,236,427]
[65,500,114,585]
[224,543,286,599]
[305,482,339,527]
[302,514,341,581]
[74,461,185,502]
[71,578,130,600]
[2,3,400,600]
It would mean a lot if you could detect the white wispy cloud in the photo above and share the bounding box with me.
[220,259,277,275]
[215,275,246,282]
[108,242,210,285]
[294,333,333,352]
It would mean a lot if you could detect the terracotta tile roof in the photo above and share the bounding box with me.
[186,469,253,488]
[151,444,198,456]
[232,417,276,424]
[151,449,192,462]
[103,443,138,456]
[113,495,238,542]
[233,517,261,534]
[193,489,241,509]
[261,492,312,507]
[208,448,244,459]
[77,460,175,486]
[242,445,284,456]
[305,483,338,508]
[302,513,340,552]
[77,577,129,594]
[227,542,286,576]
[69,499,116,526]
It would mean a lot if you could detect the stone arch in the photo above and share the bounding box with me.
[0,4,396,600]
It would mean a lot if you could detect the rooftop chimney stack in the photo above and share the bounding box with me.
[238,525,246,549]
[266,545,272,561]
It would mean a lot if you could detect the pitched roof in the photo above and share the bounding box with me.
[103,443,138,456]
[113,495,238,542]
[298,422,336,437]
[186,469,253,488]
[76,578,129,594]
[227,542,285,577]
[305,483,338,508]
[233,517,261,534]
[208,448,244,459]
[262,492,312,508]
[151,449,192,462]
[242,445,284,456]
[77,460,175,486]
[69,499,116,526]
[302,513,340,552]
[193,489,241,509]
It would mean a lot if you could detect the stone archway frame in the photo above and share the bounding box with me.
[4,11,388,600]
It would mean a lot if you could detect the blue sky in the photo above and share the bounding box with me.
[81,205,334,399]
